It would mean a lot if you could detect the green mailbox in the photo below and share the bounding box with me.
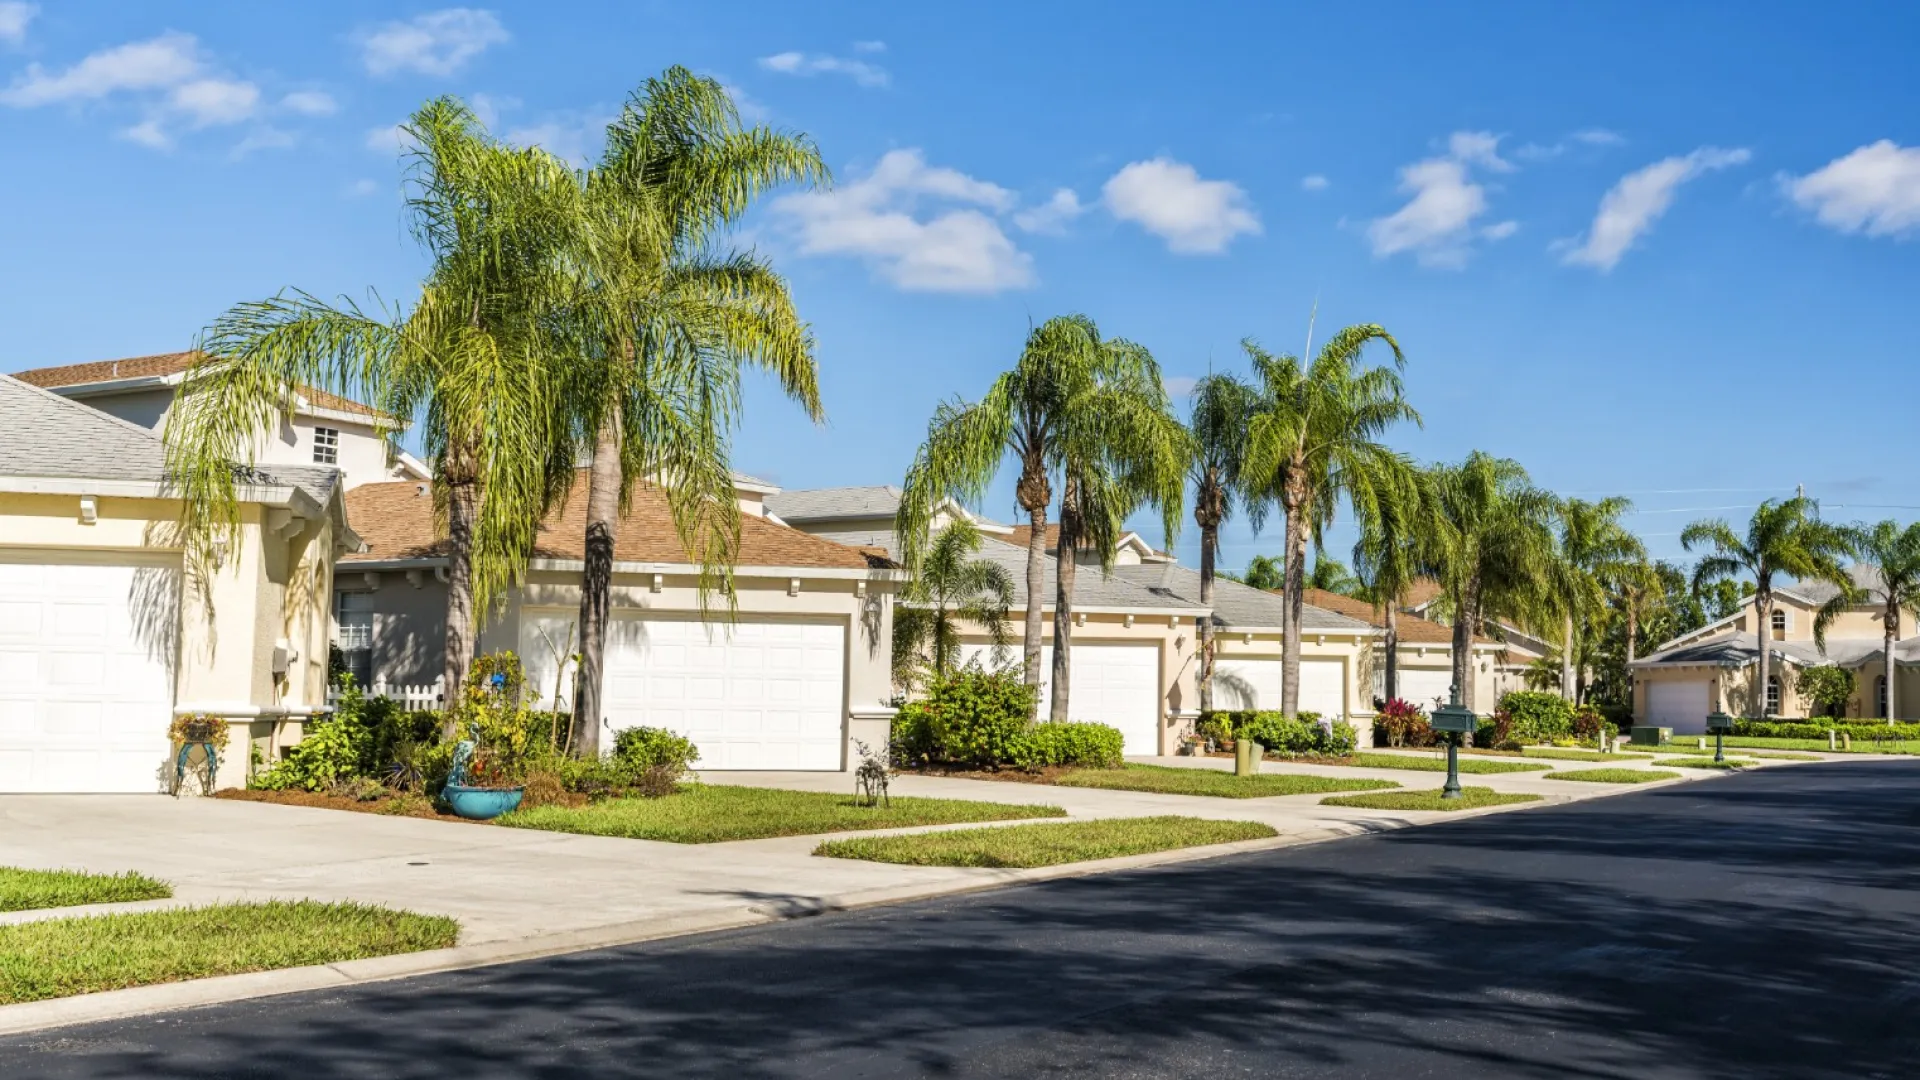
[1706,710,1732,763]
[1430,684,1474,798]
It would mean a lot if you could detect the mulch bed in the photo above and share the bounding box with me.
[214,788,480,822]
[897,764,1079,785]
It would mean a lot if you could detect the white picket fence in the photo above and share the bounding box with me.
[327,679,445,711]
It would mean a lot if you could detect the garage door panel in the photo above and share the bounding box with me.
[1648,680,1709,735]
[957,642,1161,756]
[1214,658,1345,718]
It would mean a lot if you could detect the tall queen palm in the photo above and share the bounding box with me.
[165,98,579,707]
[1831,520,1920,723]
[1184,373,1257,712]
[1244,323,1417,719]
[556,68,827,755]
[1683,497,1854,719]
[1552,496,1645,703]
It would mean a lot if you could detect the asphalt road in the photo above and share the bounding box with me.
[8,761,1919,1079]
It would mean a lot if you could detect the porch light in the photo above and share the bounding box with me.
[1430,683,1477,800]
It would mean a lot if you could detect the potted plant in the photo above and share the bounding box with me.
[440,738,524,820]
[437,655,528,819]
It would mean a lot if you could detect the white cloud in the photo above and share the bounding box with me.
[280,90,337,117]
[1300,174,1329,192]
[1012,188,1086,234]
[1560,146,1750,271]
[756,50,888,88]
[1367,131,1515,269]
[1101,157,1260,254]
[771,148,1032,292]
[1783,140,1920,239]
[359,8,507,77]
[365,122,415,155]
[229,127,295,160]
[852,40,886,53]
[1162,374,1198,398]
[1573,128,1626,147]
[346,178,380,198]
[0,31,201,106]
[0,2,35,45]
[503,110,613,165]
[170,78,258,127]
[119,118,170,149]
[1515,127,1628,162]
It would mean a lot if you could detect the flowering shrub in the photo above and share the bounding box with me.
[1373,698,1435,748]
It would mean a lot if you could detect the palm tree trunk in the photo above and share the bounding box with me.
[1280,478,1309,719]
[1754,592,1771,718]
[1050,482,1079,724]
[1561,612,1577,704]
[1022,503,1048,716]
[1198,523,1218,713]
[1452,576,1481,713]
[440,440,480,740]
[572,400,622,758]
[1383,602,1399,703]
[1886,605,1898,724]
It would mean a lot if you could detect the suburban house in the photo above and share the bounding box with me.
[337,474,903,772]
[11,351,429,491]
[0,374,356,793]
[1632,566,1915,730]
[1299,588,1524,710]
[769,486,1383,752]
[1398,584,1553,706]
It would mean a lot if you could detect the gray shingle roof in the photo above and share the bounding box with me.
[1113,564,1375,632]
[1779,565,1887,606]
[0,372,341,506]
[763,485,903,522]
[972,542,1204,612]
[1631,631,1886,669]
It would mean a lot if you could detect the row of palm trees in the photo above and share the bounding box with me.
[164,70,824,754]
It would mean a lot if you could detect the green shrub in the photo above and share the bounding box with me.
[1013,722,1125,769]
[253,682,380,791]
[613,727,699,774]
[890,668,1037,769]
[1797,665,1855,718]
[1732,719,1920,740]
[1571,705,1617,744]
[1194,711,1243,747]
[1499,691,1574,743]
[1237,711,1354,757]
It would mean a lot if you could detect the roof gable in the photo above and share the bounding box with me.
[0,373,170,483]
[11,351,388,423]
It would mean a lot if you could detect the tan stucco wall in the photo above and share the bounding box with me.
[0,490,337,789]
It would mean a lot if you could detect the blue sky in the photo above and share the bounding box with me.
[4,2,1917,571]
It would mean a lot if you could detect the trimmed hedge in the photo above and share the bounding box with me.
[1499,691,1574,743]
[1014,722,1125,770]
[1732,719,1920,741]
[892,670,1124,770]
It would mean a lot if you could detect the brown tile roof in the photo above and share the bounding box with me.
[1299,588,1463,645]
[996,523,1060,551]
[1400,578,1443,609]
[11,351,387,421]
[342,475,872,570]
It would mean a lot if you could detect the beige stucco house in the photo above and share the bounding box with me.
[1632,566,1916,730]
[1300,588,1523,711]
[12,352,429,492]
[0,374,356,793]
[338,475,904,772]
[769,486,1383,753]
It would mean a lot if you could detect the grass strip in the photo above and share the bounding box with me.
[1054,764,1398,798]
[1341,752,1552,774]
[1518,748,1655,762]
[0,901,458,1005]
[1320,787,1544,811]
[1547,768,1683,784]
[500,784,1065,843]
[1653,757,1748,770]
[0,867,171,913]
[814,816,1276,868]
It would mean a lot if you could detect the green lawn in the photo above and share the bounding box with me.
[1653,757,1748,770]
[500,784,1065,843]
[0,901,458,1005]
[814,816,1276,868]
[1320,787,1543,811]
[1547,768,1683,784]
[1641,743,1753,758]
[1712,735,1920,755]
[1054,764,1398,799]
[0,867,172,913]
[1340,752,1552,774]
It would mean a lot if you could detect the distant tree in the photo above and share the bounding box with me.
[1830,519,1920,722]
[1183,373,1259,712]
[1797,665,1855,719]
[1223,555,1286,591]
[1355,465,1436,703]
[1308,552,1364,596]
[891,519,1015,690]
[1683,497,1855,718]
[1549,497,1645,704]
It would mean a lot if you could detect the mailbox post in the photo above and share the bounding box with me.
[1706,710,1733,763]
[1430,683,1477,800]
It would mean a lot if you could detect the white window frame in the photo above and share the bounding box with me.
[333,590,374,687]
[1771,608,1789,637]
[312,425,340,465]
[1878,675,1888,718]
[1766,674,1781,716]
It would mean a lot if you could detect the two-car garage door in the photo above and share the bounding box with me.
[1212,658,1347,718]
[0,559,177,793]
[521,613,846,771]
[956,642,1162,755]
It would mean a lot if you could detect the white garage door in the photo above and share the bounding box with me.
[1214,658,1346,718]
[1394,668,1455,711]
[958,642,1162,755]
[1647,680,1710,735]
[521,613,845,770]
[0,559,177,793]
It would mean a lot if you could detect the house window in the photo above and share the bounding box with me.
[312,426,339,465]
[1766,675,1781,717]
[1879,675,1889,718]
[1770,608,1788,639]
[333,591,374,688]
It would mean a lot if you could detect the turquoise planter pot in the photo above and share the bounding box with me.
[442,784,524,820]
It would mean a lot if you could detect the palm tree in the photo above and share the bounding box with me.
[1552,497,1646,704]
[891,518,1016,689]
[555,69,826,755]
[1426,453,1558,712]
[1829,520,1920,723]
[898,315,1184,721]
[1224,555,1285,590]
[1308,552,1364,596]
[1243,324,1418,718]
[164,97,579,706]
[1184,373,1258,712]
[1354,465,1434,703]
[1681,497,1855,718]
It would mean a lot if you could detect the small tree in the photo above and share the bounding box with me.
[891,519,1015,690]
[1797,665,1854,719]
